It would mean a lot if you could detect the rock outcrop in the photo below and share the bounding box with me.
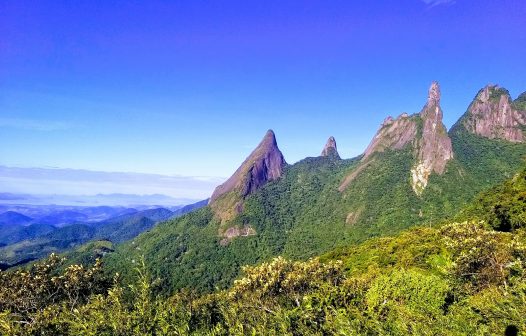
[341,82,453,195]
[411,81,453,194]
[362,113,417,161]
[321,136,341,159]
[209,130,287,204]
[456,85,526,142]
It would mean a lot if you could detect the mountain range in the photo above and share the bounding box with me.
[0,200,208,269]
[102,82,526,293]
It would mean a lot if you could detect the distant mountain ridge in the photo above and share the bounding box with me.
[0,191,198,207]
[0,211,33,226]
[0,200,208,268]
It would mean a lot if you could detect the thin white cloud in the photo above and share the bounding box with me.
[0,117,73,131]
[421,0,456,8]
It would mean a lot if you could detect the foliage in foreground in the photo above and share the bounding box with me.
[1,220,525,335]
[457,165,526,232]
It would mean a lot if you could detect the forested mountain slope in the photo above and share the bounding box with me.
[105,83,526,294]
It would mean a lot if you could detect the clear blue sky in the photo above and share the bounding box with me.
[1,0,525,189]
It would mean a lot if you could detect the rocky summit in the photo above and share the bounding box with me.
[209,129,287,204]
[344,82,453,195]
[411,81,453,194]
[321,136,340,159]
[362,112,417,161]
[455,85,526,142]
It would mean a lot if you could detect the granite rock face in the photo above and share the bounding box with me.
[458,85,526,142]
[321,136,341,159]
[342,82,453,195]
[362,113,417,161]
[209,130,287,203]
[411,81,453,194]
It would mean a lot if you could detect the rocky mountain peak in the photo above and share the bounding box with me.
[209,129,287,204]
[321,136,340,159]
[457,85,526,142]
[260,129,279,148]
[350,82,453,195]
[427,81,441,106]
[411,81,453,194]
[420,81,442,119]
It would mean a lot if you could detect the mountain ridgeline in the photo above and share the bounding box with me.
[106,82,526,293]
[0,202,209,269]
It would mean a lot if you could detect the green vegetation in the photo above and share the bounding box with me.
[1,164,526,334]
[1,224,525,334]
[65,240,115,267]
[457,165,526,232]
[2,109,525,333]
[488,87,510,101]
[103,126,525,295]
[450,125,526,188]
[514,92,526,111]
[0,208,174,269]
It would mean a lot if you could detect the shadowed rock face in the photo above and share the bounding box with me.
[321,136,340,159]
[458,85,526,142]
[209,130,287,204]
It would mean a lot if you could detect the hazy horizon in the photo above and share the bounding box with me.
[0,165,223,203]
[2,0,525,199]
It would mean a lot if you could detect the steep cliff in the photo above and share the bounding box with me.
[362,113,417,161]
[342,82,453,195]
[209,129,287,224]
[452,85,526,142]
[411,82,453,194]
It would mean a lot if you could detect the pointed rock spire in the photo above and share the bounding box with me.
[347,82,453,195]
[411,81,453,194]
[426,81,441,106]
[209,129,287,204]
[321,136,340,159]
[454,85,526,142]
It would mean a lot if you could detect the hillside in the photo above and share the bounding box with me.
[104,83,526,294]
[0,211,33,226]
[1,161,525,335]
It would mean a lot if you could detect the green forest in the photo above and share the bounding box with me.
[1,164,525,335]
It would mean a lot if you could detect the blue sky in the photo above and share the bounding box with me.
[1,0,525,198]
